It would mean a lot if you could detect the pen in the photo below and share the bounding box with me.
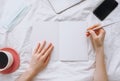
[86,20,120,36]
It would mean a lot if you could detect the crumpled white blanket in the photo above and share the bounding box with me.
[0,0,120,81]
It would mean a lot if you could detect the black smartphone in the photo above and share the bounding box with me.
[93,0,118,21]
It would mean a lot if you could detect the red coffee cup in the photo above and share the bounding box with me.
[0,48,20,74]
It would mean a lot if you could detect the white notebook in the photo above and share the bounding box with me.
[48,0,84,13]
[31,22,88,61]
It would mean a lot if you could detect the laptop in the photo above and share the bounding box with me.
[48,0,85,14]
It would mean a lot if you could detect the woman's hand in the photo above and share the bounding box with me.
[87,24,106,51]
[29,41,54,76]
[16,41,54,81]
[87,24,108,81]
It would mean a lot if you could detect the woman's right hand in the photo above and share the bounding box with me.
[87,24,106,51]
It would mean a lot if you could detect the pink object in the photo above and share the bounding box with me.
[0,48,20,74]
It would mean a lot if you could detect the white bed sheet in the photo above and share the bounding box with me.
[0,0,120,81]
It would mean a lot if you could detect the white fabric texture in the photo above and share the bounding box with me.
[0,0,120,81]
[0,0,30,33]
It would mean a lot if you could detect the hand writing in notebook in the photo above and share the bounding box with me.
[87,24,108,81]
[16,24,108,81]
[87,24,106,50]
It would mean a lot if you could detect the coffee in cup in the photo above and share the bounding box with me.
[0,51,14,71]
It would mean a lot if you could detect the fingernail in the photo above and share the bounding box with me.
[88,30,91,32]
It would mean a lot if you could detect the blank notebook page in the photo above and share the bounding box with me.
[31,22,59,60]
[59,22,88,61]
[31,22,88,61]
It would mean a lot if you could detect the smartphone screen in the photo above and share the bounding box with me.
[93,0,118,21]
